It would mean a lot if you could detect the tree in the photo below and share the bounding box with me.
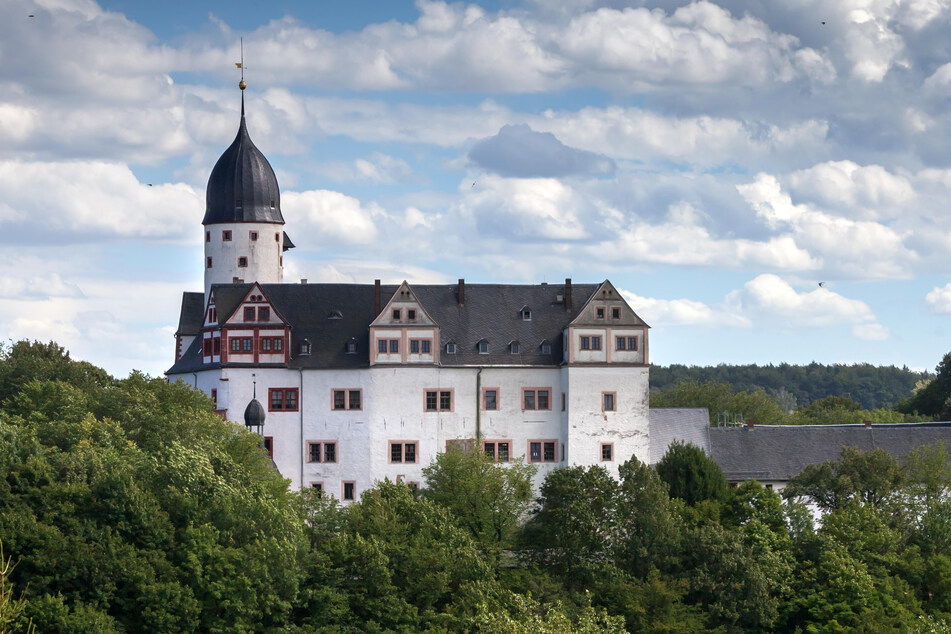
[422,442,535,556]
[783,446,906,511]
[655,441,728,506]
[650,379,788,425]
[899,352,951,420]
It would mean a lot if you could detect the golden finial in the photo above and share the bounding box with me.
[236,38,246,90]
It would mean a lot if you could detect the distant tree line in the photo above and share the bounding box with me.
[650,362,930,410]
[4,340,951,632]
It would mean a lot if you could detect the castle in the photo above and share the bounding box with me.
[166,87,653,497]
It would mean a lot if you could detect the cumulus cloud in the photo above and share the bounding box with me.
[469,124,615,178]
[619,289,749,327]
[283,189,382,246]
[926,283,951,314]
[784,160,915,220]
[319,153,416,184]
[724,274,886,335]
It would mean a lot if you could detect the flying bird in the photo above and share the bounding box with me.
[818,282,825,288]
[28,14,34,17]
[471,181,476,188]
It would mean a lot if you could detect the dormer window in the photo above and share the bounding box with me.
[328,309,343,320]
[270,200,275,209]
[478,340,489,354]
[521,307,532,321]
[541,341,552,355]
[299,339,312,356]
[446,343,457,354]
[346,338,358,354]
[510,341,520,354]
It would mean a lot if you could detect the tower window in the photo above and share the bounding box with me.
[222,230,232,241]
[205,231,210,243]
[270,200,275,209]
[235,199,243,208]
[238,257,248,268]
[206,257,212,268]
[275,233,280,242]
[250,231,258,241]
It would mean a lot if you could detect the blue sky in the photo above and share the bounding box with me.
[3,0,951,377]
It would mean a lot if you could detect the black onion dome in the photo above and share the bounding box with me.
[244,398,266,428]
[203,96,283,225]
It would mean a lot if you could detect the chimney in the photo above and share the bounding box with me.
[746,419,754,428]
[374,279,381,315]
[458,278,465,306]
[232,277,243,284]
[300,278,308,284]
[565,278,572,311]
[864,420,872,428]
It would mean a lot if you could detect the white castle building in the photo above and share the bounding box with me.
[167,87,654,498]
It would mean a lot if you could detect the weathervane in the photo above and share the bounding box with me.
[236,37,247,91]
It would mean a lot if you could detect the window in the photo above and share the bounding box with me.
[410,339,431,354]
[389,441,418,464]
[592,336,602,351]
[410,340,419,354]
[269,388,299,412]
[483,388,498,411]
[207,256,213,269]
[222,230,232,241]
[562,392,566,411]
[249,231,258,241]
[210,388,218,405]
[629,337,638,351]
[521,309,531,321]
[258,307,269,321]
[238,256,248,268]
[446,438,474,453]
[541,342,551,355]
[244,307,255,321]
[478,340,489,354]
[262,338,271,353]
[310,482,323,496]
[523,388,551,411]
[425,389,452,412]
[307,441,337,463]
[612,307,620,319]
[510,342,520,354]
[205,231,210,243]
[601,443,614,462]
[377,339,400,354]
[230,338,240,352]
[299,339,312,355]
[616,337,626,351]
[529,440,558,463]
[213,337,220,355]
[421,340,431,354]
[332,389,362,411]
[203,339,212,356]
[596,307,605,318]
[342,481,355,501]
[242,338,252,353]
[581,336,590,350]
[408,309,416,321]
[389,340,399,353]
[346,339,358,354]
[263,436,273,458]
[603,392,616,411]
[392,309,401,320]
[484,440,511,462]
[273,338,283,352]
[378,340,387,354]
[446,342,457,354]
[275,232,280,242]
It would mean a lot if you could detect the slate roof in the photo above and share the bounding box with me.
[202,97,283,226]
[708,423,951,482]
[175,292,205,337]
[166,280,625,375]
[649,408,711,465]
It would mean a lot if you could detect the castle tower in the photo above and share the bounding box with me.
[202,84,287,299]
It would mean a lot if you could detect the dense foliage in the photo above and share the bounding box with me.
[651,361,930,410]
[3,340,951,632]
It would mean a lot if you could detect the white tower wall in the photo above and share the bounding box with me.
[204,222,284,297]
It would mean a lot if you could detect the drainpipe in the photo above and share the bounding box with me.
[191,373,198,389]
[299,367,304,490]
[476,367,483,441]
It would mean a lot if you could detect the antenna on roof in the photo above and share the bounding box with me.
[236,37,247,91]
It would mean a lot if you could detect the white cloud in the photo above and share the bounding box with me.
[619,289,749,327]
[283,189,382,246]
[926,283,951,313]
[785,160,915,220]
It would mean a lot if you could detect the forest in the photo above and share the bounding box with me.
[3,341,951,632]
[650,362,930,410]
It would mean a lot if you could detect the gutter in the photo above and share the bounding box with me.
[476,367,483,441]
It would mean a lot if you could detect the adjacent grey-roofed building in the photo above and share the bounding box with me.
[649,408,712,465]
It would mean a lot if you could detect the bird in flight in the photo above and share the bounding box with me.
[818,282,825,288]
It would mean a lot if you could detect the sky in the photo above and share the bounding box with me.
[3,0,951,377]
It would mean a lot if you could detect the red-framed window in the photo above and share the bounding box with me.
[244,307,255,321]
[425,389,453,412]
[269,388,299,412]
[482,387,499,411]
[203,338,212,356]
[528,440,558,463]
[389,441,418,464]
[258,307,270,321]
[213,337,220,355]
[205,231,211,243]
[332,389,362,411]
[483,440,511,462]
[222,230,232,241]
[263,436,274,459]
[522,388,551,411]
[307,441,337,463]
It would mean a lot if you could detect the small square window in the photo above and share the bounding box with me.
[446,343,457,354]
[596,307,605,318]
[250,231,259,241]
[238,256,248,267]
[244,307,255,321]
[392,309,401,321]
[342,481,355,501]
[222,230,232,241]
[478,341,489,354]
[258,307,269,321]
[612,307,620,319]
[408,309,416,321]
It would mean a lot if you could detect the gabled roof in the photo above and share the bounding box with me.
[709,423,951,482]
[570,280,649,328]
[175,292,205,337]
[167,280,603,374]
[649,408,711,465]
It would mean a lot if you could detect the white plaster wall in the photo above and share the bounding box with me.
[204,223,283,297]
[565,365,650,477]
[572,328,608,363]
